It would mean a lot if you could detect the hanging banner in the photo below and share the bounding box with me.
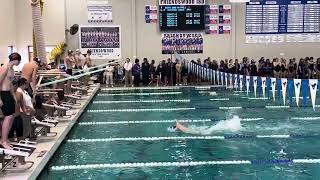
[218,25,231,34]
[246,76,250,95]
[162,33,203,54]
[294,79,301,107]
[205,5,218,14]
[145,5,158,14]
[224,73,228,88]
[205,25,218,34]
[205,15,218,24]
[145,14,158,23]
[234,74,238,89]
[221,72,224,85]
[219,5,231,13]
[281,78,288,105]
[213,70,216,84]
[219,15,231,24]
[309,79,318,111]
[79,26,121,59]
[239,75,243,92]
[218,71,221,85]
[271,78,276,101]
[87,1,113,23]
[253,76,258,97]
[261,77,267,98]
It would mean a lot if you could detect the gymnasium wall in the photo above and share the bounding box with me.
[0,0,16,62]
[0,0,319,66]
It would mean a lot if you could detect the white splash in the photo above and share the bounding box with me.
[184,115,242,135]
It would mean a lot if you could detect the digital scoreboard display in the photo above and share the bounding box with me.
[159,5,205,31]
[246,0,320,34]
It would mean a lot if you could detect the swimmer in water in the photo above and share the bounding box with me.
[176,121,200,134]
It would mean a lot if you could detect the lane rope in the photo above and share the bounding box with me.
[87,108,196,112]
[98,92,182,96]
[51,159,320,171]
[92,99,190,104]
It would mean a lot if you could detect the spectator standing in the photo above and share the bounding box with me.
[124,58,133,87]
[132,59,141,87]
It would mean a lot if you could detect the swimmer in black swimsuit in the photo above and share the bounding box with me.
[0,53,21,149]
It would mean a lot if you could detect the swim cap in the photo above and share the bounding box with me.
[59,64,66,71]
[9,53,22,61]
[34,57,41,64]
[167,126,177,132]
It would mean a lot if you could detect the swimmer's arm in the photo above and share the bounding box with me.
[32,66,39,92]
[0,64,10,84]
[176,121,199,134]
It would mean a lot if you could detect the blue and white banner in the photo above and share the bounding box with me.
[271,78,276,101]
[261,77,266,98]
[234,75,238,89]
[246,76,250,95]
[281,78,287,105]
[309,79,318,110]
[223,73,229,88]
[253,76,258,97]
[294,79,301,106]
[229,74,233,87]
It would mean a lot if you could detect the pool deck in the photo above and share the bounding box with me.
[1,84,100,180]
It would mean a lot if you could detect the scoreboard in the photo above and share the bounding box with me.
[246,0,320,34]
[159,5,205,31]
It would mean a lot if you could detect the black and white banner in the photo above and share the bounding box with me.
[87,1,112,23]
[162,33,203,54]
[79,26,121,59]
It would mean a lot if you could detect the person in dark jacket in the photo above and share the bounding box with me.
[132,59,141,87]
[141,58,150,86]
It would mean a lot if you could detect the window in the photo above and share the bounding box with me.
[8,46,17,55]
[28,45,55,61]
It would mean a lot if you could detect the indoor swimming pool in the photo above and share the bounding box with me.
[39,87,320,179]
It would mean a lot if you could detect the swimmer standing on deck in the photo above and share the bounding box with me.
[0,53,21,149]
[21,57,41,96]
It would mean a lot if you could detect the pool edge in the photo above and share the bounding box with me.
[27,84,100,180]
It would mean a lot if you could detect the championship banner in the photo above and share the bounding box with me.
[219,5,231,13]
[253,76,258,97]
[205,25,218,34]
[294,79,301,106]
[145,5,158,14]
[271,78,276,101]
[205,5,218,14]
[219,25,231,34]
[261,77,266,98]
[162,33,203,54]
[205,15,218,24]
[159,0,206,5]
[87,1,112,23]
[309,79,318,110]
[145,14,158,23]
[219,15,231,24]
[281,78,287,105]
[145,5,158,23]
[79,26,121,59]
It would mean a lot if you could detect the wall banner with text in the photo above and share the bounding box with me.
[79,26,121,59]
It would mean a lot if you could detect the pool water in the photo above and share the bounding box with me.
[39,87,320,179]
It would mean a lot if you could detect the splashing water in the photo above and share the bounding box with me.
[184,115,242,135]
